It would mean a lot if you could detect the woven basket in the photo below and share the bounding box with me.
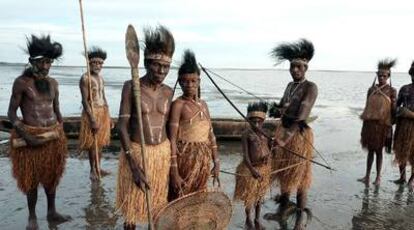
[155,190,232,230]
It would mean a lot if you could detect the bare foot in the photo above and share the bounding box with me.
[90,171,99,181]
[408,179,414,191]
[293,223,305,230]
[293,211,306,230]
[100,169,111,177]
[26,217,38,230]
[357,176,369,184]
[373,177,381,186]
[245,218,254,229]
[393,178,406,185]
[273,194,281,202]
[47,211,71,224]
[254,219,265,230]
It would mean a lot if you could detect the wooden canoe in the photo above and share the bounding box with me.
[0,116,280,141]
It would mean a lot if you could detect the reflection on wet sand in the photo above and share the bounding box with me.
[84,182,118,229]
[352,185,414,230]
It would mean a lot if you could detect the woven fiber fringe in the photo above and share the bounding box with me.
[233,162,271,208]
[9,124,68,194]
[360,120,390,151]
[272,126,313,194]
[394,118,414,165]
[79,106,111,150]
[116,140,171,225]
[169,141,212,201]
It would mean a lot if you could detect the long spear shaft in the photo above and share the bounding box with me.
[125,25,154,229]
[78,0,101,179]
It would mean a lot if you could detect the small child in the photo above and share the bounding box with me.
[234,101,271,229]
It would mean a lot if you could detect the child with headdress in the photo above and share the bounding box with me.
[234,101,271,230]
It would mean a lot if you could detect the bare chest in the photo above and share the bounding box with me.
[140,88,170,115]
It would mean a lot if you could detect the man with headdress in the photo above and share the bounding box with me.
[393,61,414,189]
[358,59,397,186]
[79,46,112,181]
[234,101,271,230]
[116,25,174,229]
[269,39,317,230]
[167,50,220,201]
[7,34,70,229]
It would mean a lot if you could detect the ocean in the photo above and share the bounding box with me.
[1,63,414,229]
[0,63,410,118]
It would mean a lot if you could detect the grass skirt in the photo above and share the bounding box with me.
[79,106,111,150]
[233,161,271,208]
[394,118,414,165]
[272,125,313,194]
[360,120,390,151]
[169,141,212,200]
[9,124,67,193]
[116,140,171,225]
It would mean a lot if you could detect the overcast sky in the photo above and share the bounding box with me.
[0,0,413,71]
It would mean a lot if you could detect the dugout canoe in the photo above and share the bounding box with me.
[0,116,281,141]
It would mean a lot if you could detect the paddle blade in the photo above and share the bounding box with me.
[125,24,140,68]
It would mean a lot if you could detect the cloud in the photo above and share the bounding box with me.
[1,0,414,71]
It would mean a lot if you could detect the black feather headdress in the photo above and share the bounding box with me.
[409,60,414,76]
[143,25,175,62]
[377,58,397,70]
[247,101,268,119]
[26,34,62,60]
[87,46,107,60]
[178,49,200,76]
[270,39,314,65]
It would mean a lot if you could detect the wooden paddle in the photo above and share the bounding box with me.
[125,24,154,229]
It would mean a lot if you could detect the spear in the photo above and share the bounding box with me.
[125,24,154,229]
[78,0,101,179]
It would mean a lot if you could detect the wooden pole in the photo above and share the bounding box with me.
[125,24,154,229]
[78,0,101,179]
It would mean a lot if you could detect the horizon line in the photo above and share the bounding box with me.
[0,61,407,74]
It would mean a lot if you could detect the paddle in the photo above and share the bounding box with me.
[125,24,154,229]
[78,0,101,179]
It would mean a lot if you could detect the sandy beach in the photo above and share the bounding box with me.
[1,107,414,230]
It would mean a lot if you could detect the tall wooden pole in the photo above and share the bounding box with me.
[78,0,101,179]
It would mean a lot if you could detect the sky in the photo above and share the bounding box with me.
[0,0,413,71]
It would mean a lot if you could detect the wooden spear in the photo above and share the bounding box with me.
[125,24,154,229]
[78,0,101,179]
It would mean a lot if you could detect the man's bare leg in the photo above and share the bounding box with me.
[88,150,98,181]
[89,148,110,180]
[97,149,110,176]
[26,189,38,230]
[44,187,71,224]
[245,206,254,229]
[358,151,374,184]
[124,223,136,230]
[408,170,414,191]
[254,201,264,230]
[373,150,383,186]
[394,164,407,184]
[294,190,308,230]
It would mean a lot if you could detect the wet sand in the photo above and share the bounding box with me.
[1,112,414,230]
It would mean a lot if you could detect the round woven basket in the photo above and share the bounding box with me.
[154,190,232,230]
